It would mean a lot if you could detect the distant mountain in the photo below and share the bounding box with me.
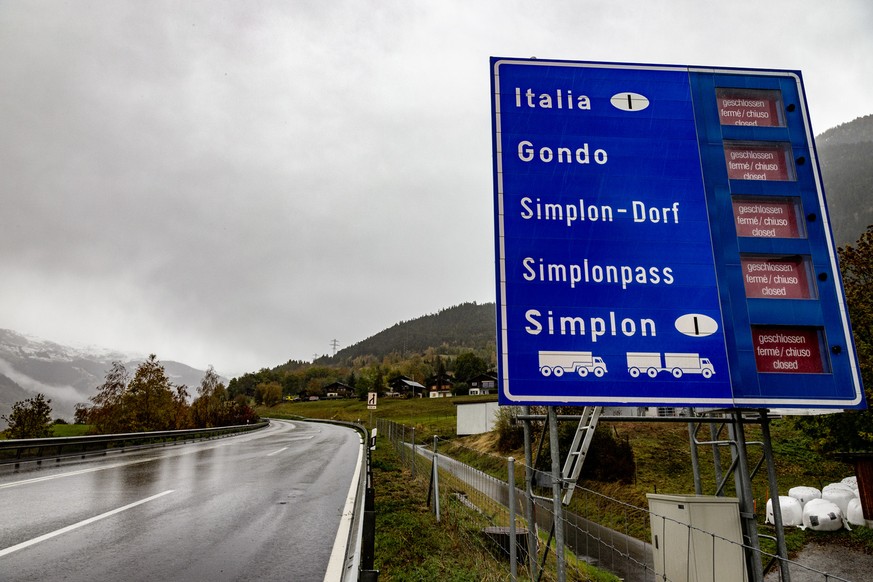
[327,302,497,364]
[0,329,220,425]
[817,114,873,248]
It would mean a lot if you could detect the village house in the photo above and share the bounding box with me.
[468,372,498,395]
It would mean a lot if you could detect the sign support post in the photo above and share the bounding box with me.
[760,411,791,582]
[547,408,566,582]
[730,411,765,582]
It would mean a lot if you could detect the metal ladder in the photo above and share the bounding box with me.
[560,406,602,505]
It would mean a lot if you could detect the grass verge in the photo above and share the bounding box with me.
[371,435,619,581]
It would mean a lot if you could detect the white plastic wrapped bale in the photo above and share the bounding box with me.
[802,498,844,531]
[788,486,821,508]
[847,497,867,527]
[841,476,859,491]
[823,482,856,494]
[765,496,803,526]
[823,483,858,515]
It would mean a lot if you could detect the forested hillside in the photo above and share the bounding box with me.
[328,302,496,364]
[817,114,873,247]
[229,302,498,402]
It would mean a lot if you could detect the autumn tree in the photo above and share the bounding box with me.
[256,381,283,407]
[87,361,130,434]
[170,384,192,430]
[125,354,177,432]
[2,393,53,439]
[191,366,228,427]
[794,225,873,452]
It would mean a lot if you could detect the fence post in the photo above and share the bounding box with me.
[508,456,518,582]
[433,435,441,522]
[411,427,416,480]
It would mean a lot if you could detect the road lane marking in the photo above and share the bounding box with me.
[0,425,291,490]
[266,447,288,456]
[323,437,364,582]
[0,489,175,557]
[0,459,158,490]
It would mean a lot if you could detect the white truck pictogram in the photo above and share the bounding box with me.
[538,351,607,378]
[626,352,715,379]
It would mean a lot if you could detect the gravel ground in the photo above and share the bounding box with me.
[765,542,873,582]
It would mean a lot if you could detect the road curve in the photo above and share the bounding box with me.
[0,419,361,582]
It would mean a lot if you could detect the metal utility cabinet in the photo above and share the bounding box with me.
[647,494,747,582]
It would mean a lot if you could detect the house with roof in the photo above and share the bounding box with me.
[387,376,426,398]
[468,372,498,395]
[322,381,355,399]
[426,373,454,398]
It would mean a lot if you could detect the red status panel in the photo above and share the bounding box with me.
[732,197,803,238]
[724,142,794,181]
[752,326,827,373]
[741,255,814,299]
[716,88,784,127]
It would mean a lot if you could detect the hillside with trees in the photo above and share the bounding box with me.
[328,301,496,364]
[817,114,873,247]
[228,302,497,402]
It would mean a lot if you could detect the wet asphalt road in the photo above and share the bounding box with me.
[0,419,361,582]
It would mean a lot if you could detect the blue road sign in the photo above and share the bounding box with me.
[491,58,864,409]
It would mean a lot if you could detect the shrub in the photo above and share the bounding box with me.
[494,407,524,453]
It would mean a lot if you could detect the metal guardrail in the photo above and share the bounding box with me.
[0,421,269,466]
[289,417,374,582]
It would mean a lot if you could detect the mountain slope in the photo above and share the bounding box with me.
[817,114,873,248]
[328,302,496,363]
[0,329,219,425]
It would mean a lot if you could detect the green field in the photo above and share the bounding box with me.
[50,423,93,437]
[261,395,494,441]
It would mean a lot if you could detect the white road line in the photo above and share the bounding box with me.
[323,437,364,582]
[0,459,157,490]
[266,446,288,456]
[0,489,175,558]
[0,427,282,490]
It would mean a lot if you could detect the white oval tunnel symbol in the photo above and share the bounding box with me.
[610,92,650,112]
[675,313,719,337]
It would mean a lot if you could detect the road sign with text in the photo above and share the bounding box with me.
[490,58,863,409]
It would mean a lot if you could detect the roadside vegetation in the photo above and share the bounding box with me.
[367,421,618,581]
[2,355,258,439]
[369,434,508,581]
[263,395,873,563]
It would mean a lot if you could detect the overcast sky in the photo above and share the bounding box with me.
[1,1,870,377]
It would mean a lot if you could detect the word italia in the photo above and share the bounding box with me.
[515,88,591,110]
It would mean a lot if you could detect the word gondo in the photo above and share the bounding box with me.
[517,140,608,165]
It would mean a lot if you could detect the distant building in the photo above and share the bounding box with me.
[387,376,426,398]
[322,381,355,399]
[468,372,498,396]
[427,373,454,398]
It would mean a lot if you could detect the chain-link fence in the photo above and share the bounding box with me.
[377,418,856,582]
